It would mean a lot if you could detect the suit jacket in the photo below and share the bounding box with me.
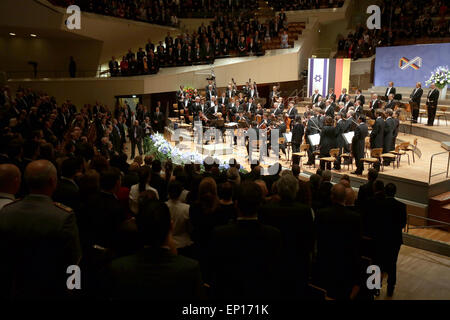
[286,106,298,119]
[383,117,395,152]
[370,117,385,149]
[385,100,396,110]
[245,102,256,114]
[324,104,335,118]
[129,125,144,143]
[315,204,362,299]
[306,116,321,135]
[291,123,304,144]
[343,101,354,114]
[369,99,382,111]
[337,93,348,103]
[210,220,282,299]
[385,87,396,98]
[410,87,423,105]
[352,123,368,159]
[103,247,203,300]
[354,94,365,105]
[426,88,439,107]
[326,93,336,101]
[336,119,347,148]
[259,201,314,297]
[0,195,81,299]
[320,126,337,156]
[311,93,321,104]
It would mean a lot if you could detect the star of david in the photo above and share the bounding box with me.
[314,74,322,82]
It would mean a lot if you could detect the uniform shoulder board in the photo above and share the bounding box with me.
[53,202,73,213]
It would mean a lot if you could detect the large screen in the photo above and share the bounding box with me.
[374,43,450,88]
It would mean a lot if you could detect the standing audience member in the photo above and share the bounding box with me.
[0,164,21,210]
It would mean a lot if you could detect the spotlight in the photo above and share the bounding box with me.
[30,34,37,37]
[9,32,16,36]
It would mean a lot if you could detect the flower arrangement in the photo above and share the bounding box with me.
[426,66,450,89]
[183,86,196,98]
[143,133,248,173]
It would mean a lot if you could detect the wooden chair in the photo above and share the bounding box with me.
[292,143,309,169]
[381,148,397,170]
[188,115,194,123]
[405,138,418,163]
[418,108,428,123]
[361,148,382,171]
[436,107,447,126]
[320,148,340,168]
[398,142,411,165]
[389,144,407,167]
[340,152,353,170]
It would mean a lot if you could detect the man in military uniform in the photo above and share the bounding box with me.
[0,160,81,299]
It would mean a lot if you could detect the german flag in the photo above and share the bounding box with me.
[327,58,351,96]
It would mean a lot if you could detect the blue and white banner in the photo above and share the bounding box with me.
[374,43,450,88]
[308,58,329,97]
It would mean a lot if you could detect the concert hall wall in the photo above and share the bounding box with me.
[374,43,450,88]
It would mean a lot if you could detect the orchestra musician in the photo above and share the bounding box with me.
[319,116,338,170]
[337,88,348,103]
[334,112,347,171]
[369,93,382,119]
[255,103,264,117]
[343,95,354,114]
[370,109,385,171]
[305,109,321,166]
[272,102,283,116]
[314,96,326,109]
[226,83,236,99]
[326,88,336,101]
[385,94,396,110]
[311,89,321,104]
[245,97,257,115]
[383,108,395,165]
[354,100,363,118]
[354,89,365,106]
[324,100,335,119]
[219,92,229,112]
[384,82,396,100]
[426,83,439,126]
[291,115,304,165]
[247,83,259,99]
[409,82,423,123]
[351,115,369,175]
[286,102,298,120]
[227,97,238,121]
[269,85,280,107]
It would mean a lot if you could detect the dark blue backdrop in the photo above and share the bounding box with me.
[374,43,450,88]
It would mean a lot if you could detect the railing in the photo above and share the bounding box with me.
[6,69,103,80]
[405,214,450,233]
[428,151,450,184]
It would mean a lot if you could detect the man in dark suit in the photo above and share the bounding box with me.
[129,120,144,159]
[324,100,335,119]
[370,110,385,170]
[153,106,165,133]
[378,183,407,297]
[369,94,382,119]
[354,89,365,106]
[0,160,81,299]
[206,85,216,101]
[52,157,81,211]
[384,82,396,100]
[272,102,283,116]
[326,88,336,101]
[286,102,298,119]
[355,168,378,207]
[270,86,280,106]
[337,88,348,103]
[351,115,368,175]
[259,174,314,298]
[383,109,395,155]
[245,97,256,114]
[334,112,347,170]
[102,200,203,300]
[291,115,304,165]
[426,83,439,126]
[343,95,354,114]
[410,82,423,123]
[311,89,321,104]
[305,110,321,165]
[385,94,396,110]
[210,181,282,299]
[315,183,362,300]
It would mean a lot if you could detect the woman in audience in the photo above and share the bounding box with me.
[129,167,159,214]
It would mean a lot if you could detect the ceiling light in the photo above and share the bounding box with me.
[132,95,137,98]
[9,32,16,36]
[30,34,37,37]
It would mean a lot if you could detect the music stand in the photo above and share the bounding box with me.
[308,133,320,147]
[343,131,354,145]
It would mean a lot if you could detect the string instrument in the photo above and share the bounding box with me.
[284,113,292,132]
[256,114,262,124]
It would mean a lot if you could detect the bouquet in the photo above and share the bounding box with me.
[425,66,450,89]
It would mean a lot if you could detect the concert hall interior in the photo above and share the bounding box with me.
[0,0,449,304]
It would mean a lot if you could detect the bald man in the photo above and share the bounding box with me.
[0,160,81,299]
[0,164,21,210]
[315,183,362,300]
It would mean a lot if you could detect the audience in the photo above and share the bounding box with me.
[0,86,409,300]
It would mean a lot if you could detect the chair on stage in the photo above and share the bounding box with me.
[340,152,353,171]
[291,143,309,169]
[361,148,382,171]
[389,144,408,167]
[436,107,448,126]
[278,137,287,160]
[320,148,340,168]
[418,108,428,123]
[381,149,397,170]
[405,138,418,163]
